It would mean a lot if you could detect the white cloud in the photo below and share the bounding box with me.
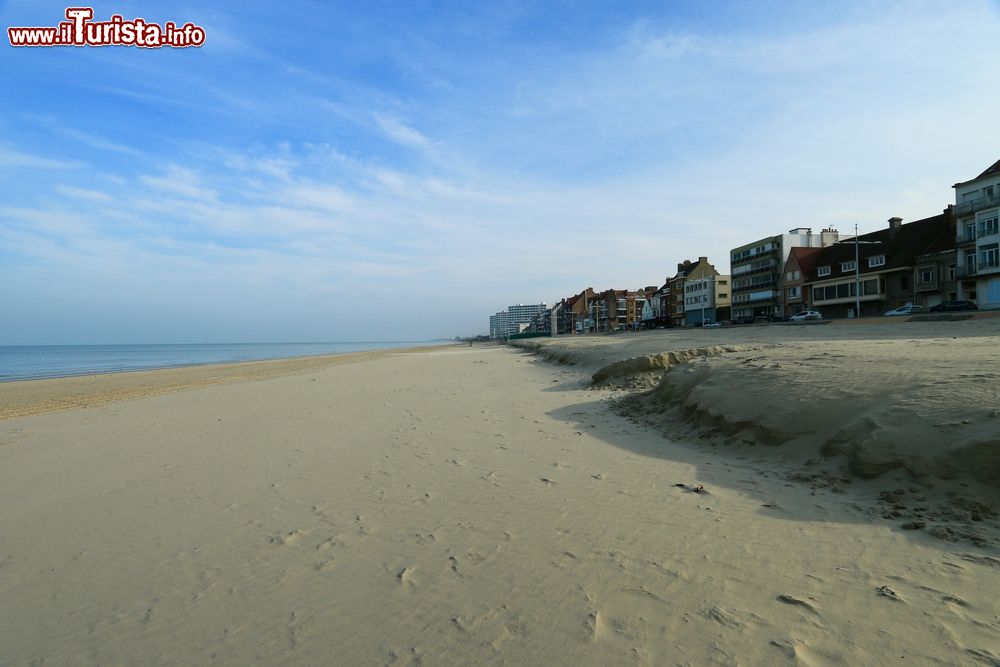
[372,112,435,153]
[55,185,114,202]
[0,145,80,170]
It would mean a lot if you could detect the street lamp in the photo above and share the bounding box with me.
[850,223,883,319]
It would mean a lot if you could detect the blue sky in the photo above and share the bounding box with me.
[2,0,999,343]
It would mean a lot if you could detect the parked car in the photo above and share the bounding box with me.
[789,310,822,322]
[884,305,926,316]
[929,300,978,312]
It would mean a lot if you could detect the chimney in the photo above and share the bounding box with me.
[888,217,902,238]
[820,227,840,246]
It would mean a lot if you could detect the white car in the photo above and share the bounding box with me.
[884,305,926,316]
[789,310,822,322]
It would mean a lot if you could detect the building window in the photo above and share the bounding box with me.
[918,267,934,284]
[978,213,999,238]
[787,286,799,298]
[718,293,728,299]
[947,264,956,280]
[964,223,976,242]
[817,266,831,277]
[966,250,977,274]
[812,287,823,302]
[868,255,886,267]
[981,244,999,269]
[841,261,856,272]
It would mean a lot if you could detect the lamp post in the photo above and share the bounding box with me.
[854,223,861,319]
[850,223,883,319]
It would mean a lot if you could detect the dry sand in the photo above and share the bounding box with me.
[1,331,998,665]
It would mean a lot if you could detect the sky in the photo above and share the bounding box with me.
[1,0,999,343]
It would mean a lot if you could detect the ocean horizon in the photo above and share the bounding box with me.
[0,341,445,383]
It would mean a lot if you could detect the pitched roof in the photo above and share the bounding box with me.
[975,159,1000,180]
[953,159,1000,188]
[804,213,951,281]
[786,247,823,276]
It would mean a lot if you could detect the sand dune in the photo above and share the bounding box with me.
[1,337,998,664]
[515,319,1000,548]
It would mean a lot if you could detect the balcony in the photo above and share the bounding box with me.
[953,195,1000,217]
[915,280,939,292]
[955,266,976,279]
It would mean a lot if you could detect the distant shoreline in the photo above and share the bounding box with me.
[0,343,455,420]
[0,341,445,384]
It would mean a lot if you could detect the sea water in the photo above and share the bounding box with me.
[0,342,439,382]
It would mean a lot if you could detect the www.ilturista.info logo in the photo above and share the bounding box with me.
[8,8,205,48]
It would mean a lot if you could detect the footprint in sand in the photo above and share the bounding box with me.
[396,566,416,586]
[776,594,818,614]
[269,529,307,547]
[584,610,624,641]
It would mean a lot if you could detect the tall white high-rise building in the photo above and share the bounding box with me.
[488,303,547,338]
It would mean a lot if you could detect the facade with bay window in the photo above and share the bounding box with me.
[801,212,955,318]
[953,159,1000,308]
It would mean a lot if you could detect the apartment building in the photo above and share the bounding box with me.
[730,228,839,320]
[488,303,548,338]
[590,289,638,332]
[489,311,509,339]
[667,260,695,327]
[953,159,1000,308]
[681,257,728,326]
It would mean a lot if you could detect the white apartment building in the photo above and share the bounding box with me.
[683,274,731,325]
[953,159,1000,308]
[489,303,548,338]
[489,311,509,339]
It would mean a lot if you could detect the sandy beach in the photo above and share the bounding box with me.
[1,328,999,665]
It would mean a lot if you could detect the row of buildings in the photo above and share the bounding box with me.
[488,159,1000,337]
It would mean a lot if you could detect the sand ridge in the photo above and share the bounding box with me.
[515,319,1000,548]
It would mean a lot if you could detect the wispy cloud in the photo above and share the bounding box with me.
[54,185,115,202]
[25,114,142,156]
[372,112,434,152]
[0,145,80,170]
